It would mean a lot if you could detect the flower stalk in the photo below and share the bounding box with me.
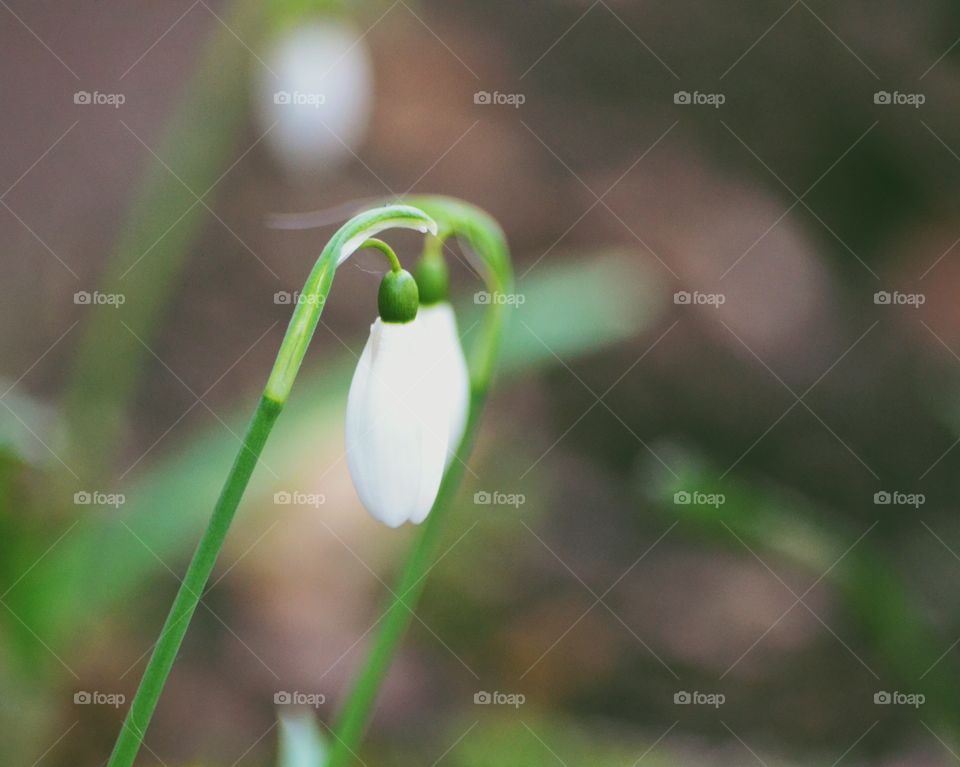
[106,197,510,767]
[106,204,437,767]
[327,196,513,766]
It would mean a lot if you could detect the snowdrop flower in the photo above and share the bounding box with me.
[256,19,374,179]
[414,249,470,466]
[346,263,450,527]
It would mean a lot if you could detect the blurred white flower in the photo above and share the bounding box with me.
[415,302,470,467]
[346,318,449,527]
[257,19,374,179]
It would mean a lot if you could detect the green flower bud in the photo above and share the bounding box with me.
[378,269,419,323]
[414,253,449,305]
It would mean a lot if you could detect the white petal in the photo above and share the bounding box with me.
[346,319,449,526]
[256,21,374,179]
[413,303,471,468]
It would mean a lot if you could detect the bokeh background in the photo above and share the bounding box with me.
[4,0,960,764]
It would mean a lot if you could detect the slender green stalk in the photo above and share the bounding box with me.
[107,395,281,767]
[328,196,513,766]
[359,238,403,273]
[328,396,484,766]
[107,204,436,767]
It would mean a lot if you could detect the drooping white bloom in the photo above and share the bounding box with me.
[414,303,470,467]
[256,19,374,179]
[346,318,449,527]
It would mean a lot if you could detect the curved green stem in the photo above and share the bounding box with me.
[359,238,403,273]
[106,204,436,767]
[328,196,513,767]
[266,206,436,405]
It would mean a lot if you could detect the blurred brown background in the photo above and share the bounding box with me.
[4,1,960,765]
